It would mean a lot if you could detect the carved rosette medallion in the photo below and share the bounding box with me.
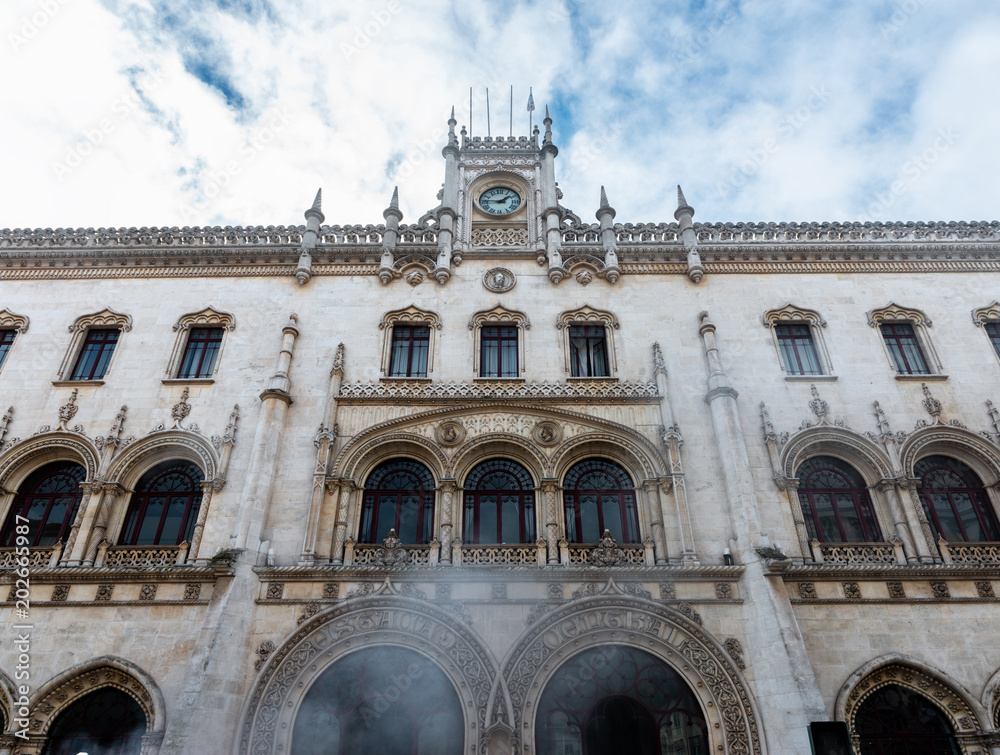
[435,420,467,447]
[531,420,563,446]
[483,267,516,293]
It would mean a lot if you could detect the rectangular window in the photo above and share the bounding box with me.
[776,324,822,375]
[569,325,609,377]
[880,322,930,375]
[388,325,430,377]
[0,329,15,369]
[987,322,1000,359]
[481,325,518,378]
[177,327,224,379]
[71,328,119,380]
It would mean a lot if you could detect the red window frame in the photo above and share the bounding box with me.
[879,322,930,375]
[568,324,609,377]
[118,461,204,546]
[177,327,224,379]
[796,456,882,543]
[462,459,536,544]
[0,329,15,369]
[480,325,518,378]
[0,461,86,547]
[388,325,430,377]
[916,456,1000,543]
[71,328,120,380]
[986,322,1000,359]
[775,323,822,375]
[563,459,639,544]
[360,459,435,544]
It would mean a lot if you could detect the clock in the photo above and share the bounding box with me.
[478,186,522,216]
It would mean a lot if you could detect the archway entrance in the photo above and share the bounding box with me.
[291,645,464,755]
[535,645,709,755]
[43,687,146,755]
[854,684,959,755]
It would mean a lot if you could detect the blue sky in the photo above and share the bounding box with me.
[2,0,999,228]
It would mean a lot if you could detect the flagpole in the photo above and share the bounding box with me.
[486,88,491,137]
[469,87,473,139]
[509,85,513,137]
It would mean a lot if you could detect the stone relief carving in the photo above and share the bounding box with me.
[724,638,747,669]
[483,267,516,292]
[435,420,467,446]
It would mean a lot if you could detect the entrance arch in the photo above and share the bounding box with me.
[502,592,764,754]
[536,645,708,755]
[237,594,499,755]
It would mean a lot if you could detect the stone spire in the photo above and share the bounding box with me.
[447,106,458,148]
[296,189,324,285]
[543,105,553,147]
[379,187,403,284]
[540,104,563,282]
[675,185,703,283]
[596,186,619,283]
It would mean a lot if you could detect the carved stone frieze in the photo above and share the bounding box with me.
[337,379,659,403]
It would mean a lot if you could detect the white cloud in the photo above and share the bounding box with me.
[0,0,998,229]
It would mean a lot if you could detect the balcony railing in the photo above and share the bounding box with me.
[809,541,904,566]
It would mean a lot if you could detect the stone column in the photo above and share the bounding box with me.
[901,477,938,562]
[640,480,668,564]
[541,478,560,564]
[188,481,218,561]
[234,315,299,552]
[439,479,457,563]
[331,480,357,564]
[62,481,105,565]
[698,311,825,752]
[874,479,923,562]
[776,477,811,559]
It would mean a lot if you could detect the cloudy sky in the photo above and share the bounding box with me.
[2,0,998,230]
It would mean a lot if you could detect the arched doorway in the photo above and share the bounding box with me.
[291,646,464,755]
[854,684,959,754]
[535,645,709,755]
[43,686,147,755]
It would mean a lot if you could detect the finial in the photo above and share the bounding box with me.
[596,185,616,222]
[389,186,399,210]
[675,184,695,220]
[545,105,550,121]
[543,105,552,145]
[304,188,324,223]
[600,186,609,208]
[383,186,403,222]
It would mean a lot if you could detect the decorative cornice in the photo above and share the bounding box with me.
[763,303,826,328]
[973,302,1000,326]
[867,302,931,327]
[251,564,745,580]
[337,380,659,404]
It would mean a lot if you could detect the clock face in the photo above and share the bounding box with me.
[478,186,522,216]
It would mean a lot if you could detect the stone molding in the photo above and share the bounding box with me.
[0,308,29,333]
[337,379,659,404]
[972,302,1000,327]
[378,305,441,376]
[237,594,499,755]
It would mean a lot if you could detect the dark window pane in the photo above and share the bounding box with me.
[388,326,430,378]
[464,460,535,544]
[880,322,930,375]
[563,459,638,544]
[46,687,147,755]
[987,322,1000,358]
[0,462,85,547]
[360,459,435,544]
[71,328,119,380]
[917,456,1000,542]
[796,456,882,543]
[481,326,517,377]
[0,329,15,369]
[569,325,609,377]
[178,327,224,379]
[855,684,959,753]
[118,461,204,546]
[776,323,822,375]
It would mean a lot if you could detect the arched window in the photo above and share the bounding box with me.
[44,687,147,755]
[360,459,435,544]
[535,645,708,755]
[462,459,535,544]
[119,461,204,546]
[796,456,882,543]
[0,461,85,547]
[854,684,959,754]
[916,456,1000,543]
[291,646,463,755]
[563,459,638,544]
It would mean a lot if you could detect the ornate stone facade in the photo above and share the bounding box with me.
[1,115,1000,754]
